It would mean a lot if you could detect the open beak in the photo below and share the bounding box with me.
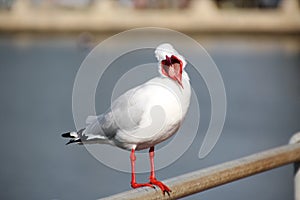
[161,55,183,88]
[175,75,183,88]
[169,64,183,88]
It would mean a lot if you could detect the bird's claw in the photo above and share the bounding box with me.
[163,190,171,196]
[150,178,171,196]
[131,180,171,196]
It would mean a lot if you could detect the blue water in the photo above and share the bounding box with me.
[0,34,299,200]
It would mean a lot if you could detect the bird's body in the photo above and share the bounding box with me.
[62,43,191,195]
[76,73,190,150]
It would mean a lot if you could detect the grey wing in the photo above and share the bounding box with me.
[81,86,146,142]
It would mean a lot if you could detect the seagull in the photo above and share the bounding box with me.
[62,43,191,195]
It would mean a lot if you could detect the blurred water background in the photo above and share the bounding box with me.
[0,0,300,200]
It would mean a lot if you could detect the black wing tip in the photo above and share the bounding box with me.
[65,139,82,145]
[62,132,71,138]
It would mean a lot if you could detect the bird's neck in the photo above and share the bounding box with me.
[182,70,190,82]
[179,70,191,118]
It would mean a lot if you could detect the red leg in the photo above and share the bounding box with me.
[149,146,171,195]
[130,148,154,189]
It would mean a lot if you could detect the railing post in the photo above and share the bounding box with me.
[290,132,300,200]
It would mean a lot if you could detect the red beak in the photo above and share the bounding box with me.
[161,55,183,88]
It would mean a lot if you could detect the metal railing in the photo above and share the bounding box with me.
[101,132,300,200]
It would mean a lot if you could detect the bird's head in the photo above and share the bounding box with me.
[155,43,187,88]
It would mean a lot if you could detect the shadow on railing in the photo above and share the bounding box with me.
[100,132,300,200]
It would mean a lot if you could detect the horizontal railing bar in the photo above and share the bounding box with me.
[101,142,300,200]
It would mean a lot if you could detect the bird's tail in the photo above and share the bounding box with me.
[61,129,85,145]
